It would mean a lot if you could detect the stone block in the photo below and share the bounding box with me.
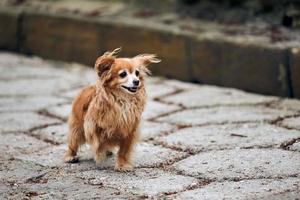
[191,38,291,96]
[77,168,197,197]
[161,85,277,108]
[158,123,300,151]
[290,48,300,98]
[172,178,300,200]
[21,13,101,66]
[98,23,192,81]
[0,8,20,51]
[156,106,295,126]
[172,149,300,180]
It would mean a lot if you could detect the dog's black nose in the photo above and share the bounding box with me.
[133,80,140,86]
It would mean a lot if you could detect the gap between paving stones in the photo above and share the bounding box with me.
[280,137,300,150]
[38,108,68,123]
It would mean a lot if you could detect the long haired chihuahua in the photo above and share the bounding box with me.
[64,48,161,171]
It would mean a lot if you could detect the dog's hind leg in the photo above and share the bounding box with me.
[64,116,85,163]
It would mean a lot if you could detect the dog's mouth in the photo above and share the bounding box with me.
[121,85,138,93]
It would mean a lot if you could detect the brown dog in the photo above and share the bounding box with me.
[64,48,160,171]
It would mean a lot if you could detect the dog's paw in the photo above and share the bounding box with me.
[114,163,133,172]
[64,155,79,163]
[94,153,107,165]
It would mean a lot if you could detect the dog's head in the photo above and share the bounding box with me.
[94,48,161,94]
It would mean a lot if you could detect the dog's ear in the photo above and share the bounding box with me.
[94,48,121,77]
[94,55,115,77]
[134,54,161,75]
[134,54,161,66]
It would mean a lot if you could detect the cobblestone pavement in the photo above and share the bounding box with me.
[0,52,300,200]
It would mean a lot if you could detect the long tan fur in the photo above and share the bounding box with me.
[64,48,160,171]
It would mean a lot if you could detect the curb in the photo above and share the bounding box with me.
[0,6,299,98]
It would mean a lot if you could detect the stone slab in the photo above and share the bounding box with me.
[172,149,300,180]
[0,112,60,133]
[191,39,291,97]
[21,13,102,66]
[289,142,300,152]
[171,178,300,200]
[140,121,175,140]
[98,23,192,81]
[158,123,300,151]
[0,96,66,112]
[156,106,295,126]
[0,159,45,185]
[31,123,68,144]
[281,116,300,130]
[100,143,186,168]
[290,48,300,98]
[46,104,71,120]
[0,133,49,159]
[145,82,176,99]
[161,85,277,108]
[0,78,75,96]
[22,143,185,169]
[3,175,131,200]
[275,98,300,112]
[77,168,197,197]
[142,100,180,120]
[0,8,20,51]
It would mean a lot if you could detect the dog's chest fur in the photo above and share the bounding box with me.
[86,88,146,138]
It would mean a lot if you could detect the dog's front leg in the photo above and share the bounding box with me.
[84,119,107,164]
[115,133,138,171]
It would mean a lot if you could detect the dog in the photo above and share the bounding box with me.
[64,48,161,171]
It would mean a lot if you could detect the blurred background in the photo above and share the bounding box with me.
[0,0,299,98]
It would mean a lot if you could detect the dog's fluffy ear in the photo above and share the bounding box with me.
[94,48,121,77]
[134,54,161,75]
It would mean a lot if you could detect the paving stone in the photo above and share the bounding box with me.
[281,116,300,130]
[0,112,60,132]
[31,123,68,144]
[0,79,75,96]
[260,190,300,200]
[171,178,300,200]
[158,123,300,151]
[143,100,180,120]
[0,58,65,80]
[46,104,71,120]
[161,85,277,108]
[0,159,45,185]
[172,149,300,180]
[156,106,295,126]
[289,142,300,152]
[140,121,175,140]
[145,82,176,99]
[23,143,185,169]
[59,88,81,99]
[16,144,81,168]
[100,143,186,168]
[4,175,131,200]
[0,96,66,112]
[276,99,300,112]
[0,133,49,159]
[77,168,197,197]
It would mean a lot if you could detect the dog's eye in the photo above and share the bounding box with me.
[119,71,127,78]
[135,70,140,76]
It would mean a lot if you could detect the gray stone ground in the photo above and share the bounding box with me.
[0,52,300,200]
